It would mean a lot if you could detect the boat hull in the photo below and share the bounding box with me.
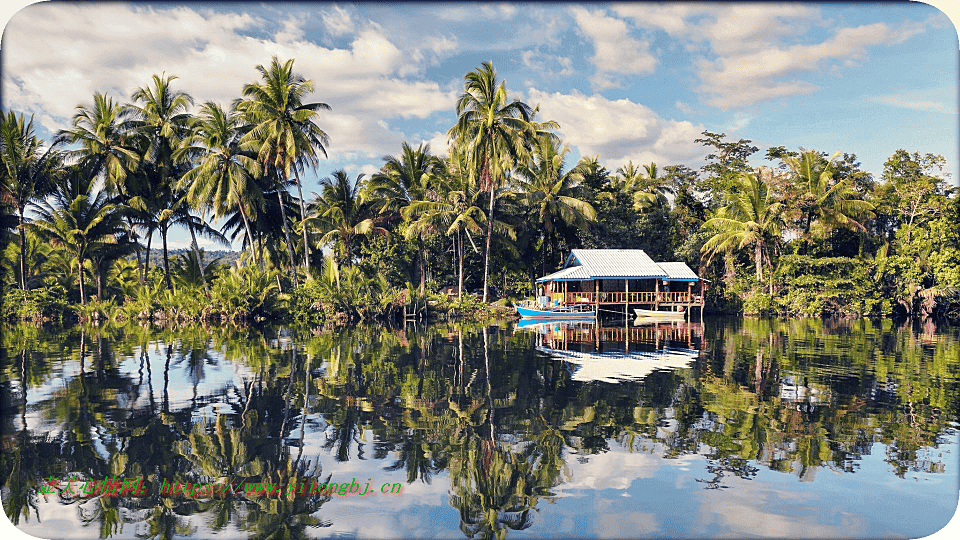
[517,306,596,319]
[634,308,685,320]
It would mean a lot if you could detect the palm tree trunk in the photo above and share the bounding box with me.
[457,229,464,301]
[96,260,104,300]
[483,186,494,303]
[18,209,27,290]
[186,221,209,293]
[293,168,310,273]
[130,220,143,284]
[417,236,426,293]
[276,186,299,286]
[144,231,152,282]
[161,223,172,290]
[238,202,261,269]
[78,257,86,305]
[755,239,763,283]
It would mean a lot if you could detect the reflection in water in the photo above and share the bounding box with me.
[524,319,702,383]
[1,318,958,539]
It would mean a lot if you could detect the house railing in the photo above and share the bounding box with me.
[564,291,702,305]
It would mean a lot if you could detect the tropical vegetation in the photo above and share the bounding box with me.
[2,57,959,324]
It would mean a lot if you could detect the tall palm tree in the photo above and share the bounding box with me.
[176,102,265,267]
[59,93,139,194]
[236,56,331,278]
[0,111,64,289]
[516,135,596,275]
[782,150,875,243]
[126,74,195,290]
[404,146,488,300]
[368,142,443,291]
[30,167,128,304]
[611,161,673,212]
[701,169,785,286]
[59,93,143,278]
[306,170,386,267]
[448,62,542,302]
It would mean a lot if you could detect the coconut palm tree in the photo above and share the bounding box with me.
[701,169,785,286]
[0,111,64,290]
[516,135,596,275]
[448,62,541,302]
[30,166,128,304]
[236,56,331,278]
[782,150,875,243]
[59,93,144,278]
[306,170,386,267]
[59,93,139,194]
[404,146,488,300]
[368,142,444,291]
[611,161,673,212]
[126,74,195,290]
[177,102,265,267]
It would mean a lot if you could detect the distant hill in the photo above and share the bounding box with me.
[129,248,242,267]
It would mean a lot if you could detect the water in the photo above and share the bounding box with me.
[1,317,958,539]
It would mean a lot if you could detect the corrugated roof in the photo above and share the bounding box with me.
[658,262,699,280]
[568,249,667,278]
[535,265,590,283]
[534,250,700,282]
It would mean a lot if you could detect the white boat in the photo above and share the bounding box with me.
[634,308,685,320]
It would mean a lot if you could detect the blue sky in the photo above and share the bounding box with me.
[1,1,958,251]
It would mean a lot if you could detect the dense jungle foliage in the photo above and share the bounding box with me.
[2,59,958,324]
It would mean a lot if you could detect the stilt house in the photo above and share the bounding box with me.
[535,249,704,314]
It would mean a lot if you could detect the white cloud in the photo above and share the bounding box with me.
[521,50,575,79]
[870,87,959,115]
[322,5,354,37]
[569,6,657,90]
[696,19,927,110]
[424,132,452,158]
[2,3,456,164]
[612,4,930,111]
[527,88,706,170]
[275,16,305,43]
[611,2,705,36]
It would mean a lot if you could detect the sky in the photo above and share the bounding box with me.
[0,4,959,539]
[0,1,958,254]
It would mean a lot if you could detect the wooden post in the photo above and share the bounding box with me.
[625,279,630,317]
[686,281,693,321]
[655,279,660,311]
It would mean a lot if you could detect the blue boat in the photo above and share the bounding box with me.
[516,317,595,329]
[516,304,596,319]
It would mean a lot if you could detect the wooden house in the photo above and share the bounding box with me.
[535,249,704,316]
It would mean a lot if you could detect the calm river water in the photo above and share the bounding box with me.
[1,317,958,539]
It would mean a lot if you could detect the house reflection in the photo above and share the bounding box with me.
[517,319,703,383]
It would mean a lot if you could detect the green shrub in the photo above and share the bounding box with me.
[1,286,70,322]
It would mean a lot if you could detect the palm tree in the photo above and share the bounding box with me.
[448,62,542,302]
[782,150,875,244]
[59,93,139,194]
[701,169,785,286]
[516,135,596,275]
[0,111,64,290]
[176,102,265,267]
[404,146,488,300]
[59,93,143,278]
[236,56,331,278]
[126,74,195,289]
[30,167,128,304]
[306,170,386,267]
[611,161,673,212]
[368,142,443,291]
